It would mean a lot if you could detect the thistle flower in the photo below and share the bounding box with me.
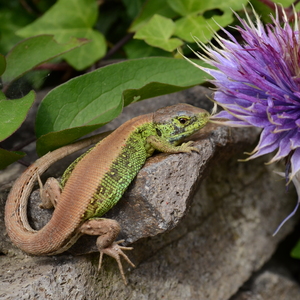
[189,7,300,181]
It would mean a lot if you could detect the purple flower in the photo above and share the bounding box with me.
[187,6,300,233]
[189,7,300,181]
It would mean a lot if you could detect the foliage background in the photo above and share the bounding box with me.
[1,0,297,163]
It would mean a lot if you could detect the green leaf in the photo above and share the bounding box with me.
[2,35,87,84]
[0,148,26,170]
[0,54,6,77]
[36,123,113,159]
[134,15,183,52]
[129,0,177,32]
[61,30,104,70]
[35,57,210,155]
[167,0,206,16]
[16,0,106,70]
[174,10,234,43]
[166,0,248,43]
[291,239,300,259]
[0,90,35,142]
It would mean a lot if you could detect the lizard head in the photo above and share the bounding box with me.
[153,103,210,144]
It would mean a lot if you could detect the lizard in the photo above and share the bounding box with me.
[5,103,210,285]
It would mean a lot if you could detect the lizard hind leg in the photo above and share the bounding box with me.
[79,218,135,285]
[37,175,62,209]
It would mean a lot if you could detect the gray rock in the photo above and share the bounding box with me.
[231,270,300,300]
[0,255,99,300]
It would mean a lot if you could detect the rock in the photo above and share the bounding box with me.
[1,86,299,299]
[231,270,300,300]
[0,255,99,300]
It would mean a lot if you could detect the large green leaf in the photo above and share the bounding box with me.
[0,90,35,142]
[134,15,183,51]
[123,82,194,107]
[17,0,106,70]
[0,148,26,170]
[36,123,114,159]
[36,57,210,155]
[2,35,87,84]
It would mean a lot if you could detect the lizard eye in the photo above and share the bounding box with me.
[178,117,188,124]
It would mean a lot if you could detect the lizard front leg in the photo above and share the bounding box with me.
[80,218,135,285]
[147,135,200,154]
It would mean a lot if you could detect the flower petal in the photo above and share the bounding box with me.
[290,148,300,180]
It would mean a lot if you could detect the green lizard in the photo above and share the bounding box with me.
[5,103,210,284]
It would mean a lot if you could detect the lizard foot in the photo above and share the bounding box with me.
[37,174,61,209]
[98,240,135,285]
[80,219,135,284]
[177,141,200,153]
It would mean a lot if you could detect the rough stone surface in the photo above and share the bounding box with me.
[1,86,299,299]
[231,270,300,300]
[0,255,99,300]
